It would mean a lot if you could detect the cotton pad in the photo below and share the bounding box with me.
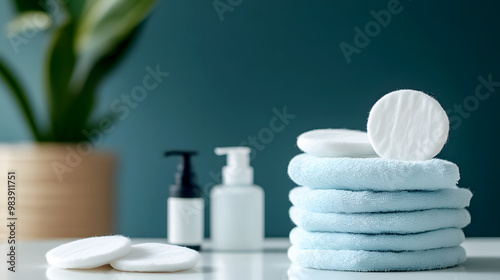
[290,227,465,251]
[288,245,466,271]
[289,186,472,213]
[289,206,471,234]
[288,153,460,191]
[287,263,467,280]
[46,235,131,269]
[297,129,376,157]
[110,243,200,272]
[367,89,449,161]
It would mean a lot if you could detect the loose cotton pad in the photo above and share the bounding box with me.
[289,227,465,251]
[367,89,450,161]
[288,246,466,271]
[288,153,460,191]
[297,129,376,157]
[46,235,131,269]
[110,243,200,272]
[289,206,471,234]
[289,186,472,213]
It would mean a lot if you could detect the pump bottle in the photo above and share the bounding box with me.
[210,147,264,251]
[165,150,204,251]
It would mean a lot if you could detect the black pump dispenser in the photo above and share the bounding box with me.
[164,150,201,198]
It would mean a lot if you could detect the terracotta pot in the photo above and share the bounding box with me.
[0,143,116,241]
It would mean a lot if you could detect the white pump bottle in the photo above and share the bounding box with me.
[210,147,264,251]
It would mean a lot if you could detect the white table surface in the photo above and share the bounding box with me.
[1,238,500,280]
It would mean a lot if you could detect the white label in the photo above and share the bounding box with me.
[167,197,204,245]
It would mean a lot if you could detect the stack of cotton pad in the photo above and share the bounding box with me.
[287,90,472,272]
[46,235,200,272]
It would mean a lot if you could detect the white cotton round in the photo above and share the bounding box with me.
[367,89,449,161]
[297,129,376,158]
[46,235,131,269]
[110,243,200,272]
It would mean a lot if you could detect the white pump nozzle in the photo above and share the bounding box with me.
[215,147,253,185]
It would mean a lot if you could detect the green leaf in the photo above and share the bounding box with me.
[61,25,143,142]
[45,20,76,140]
[6,11,52,36]
[61,1,86,22]
[11,0,46,13]
[78,110,119,143]
[0,56,41,141]
[74,0,157,81]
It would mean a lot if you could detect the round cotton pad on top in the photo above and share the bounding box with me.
[46,235,131,269]
[110,243,200,272]
[297,129,376,157]
[367,89,449,161]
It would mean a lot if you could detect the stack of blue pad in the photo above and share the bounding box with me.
[287,153,472,272]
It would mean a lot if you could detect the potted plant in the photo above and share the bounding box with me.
[0,0,157,240]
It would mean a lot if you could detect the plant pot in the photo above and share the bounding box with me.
[0,143,116,241]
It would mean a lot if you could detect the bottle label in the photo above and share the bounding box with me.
[167,197,204,245]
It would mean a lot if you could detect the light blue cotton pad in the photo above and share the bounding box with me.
[289,186,472,213]
[289,207,471,234]
[288,153,460,191]
[289,227,465,251]
[288,245,466,271]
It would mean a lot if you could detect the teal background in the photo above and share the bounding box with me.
[0,0,499,237]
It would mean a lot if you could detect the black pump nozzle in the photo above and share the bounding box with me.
[164,150,201,198]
